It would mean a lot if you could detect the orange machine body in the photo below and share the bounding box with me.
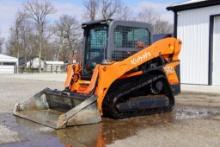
[64,37,181,114]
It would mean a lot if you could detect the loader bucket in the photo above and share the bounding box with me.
[13,88,101,129]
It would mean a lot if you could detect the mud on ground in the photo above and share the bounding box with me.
[0,75,220,147]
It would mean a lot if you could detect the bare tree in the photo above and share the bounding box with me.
[83,0,122,20]
[83,0,99,21]
[137,8,172,34]
[0,32,4,53]
[6,11,28,72]
[100,0,121,20]
[137,8,159,24]
[24,0,55,72]
[7,10,42,73]
[153,19,173,34]
[115,6,132,20]
[54,15,81,62]
[15,12,27,72]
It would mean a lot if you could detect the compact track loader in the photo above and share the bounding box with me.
[13,19,181,129]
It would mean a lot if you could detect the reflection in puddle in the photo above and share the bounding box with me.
[1,105,220,147]
[56,113,173,147]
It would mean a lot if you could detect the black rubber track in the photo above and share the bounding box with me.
[102,70,175,119]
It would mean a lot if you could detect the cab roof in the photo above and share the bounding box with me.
[81,19,152,30]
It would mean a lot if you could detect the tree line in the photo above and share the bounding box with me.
[2,0,172,72]
[0,32,3,53]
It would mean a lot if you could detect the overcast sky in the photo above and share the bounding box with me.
[0,0,186,39]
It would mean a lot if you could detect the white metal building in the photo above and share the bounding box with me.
[0,54,18,74]
[167,0,220,85]
[26,58,65,72]
[26,57,45,70]
[45,61,64,72]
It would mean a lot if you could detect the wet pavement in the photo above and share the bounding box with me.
[1,76,220,147]
[0,104,220,147]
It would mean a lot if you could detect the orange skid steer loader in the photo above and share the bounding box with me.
[13,20,181,129]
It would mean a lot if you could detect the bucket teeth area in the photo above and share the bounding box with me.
[13,88,101,129]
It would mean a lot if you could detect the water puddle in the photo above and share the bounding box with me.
[0,105,220,147]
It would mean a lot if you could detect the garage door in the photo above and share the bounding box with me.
[0,65,15,74]
[213,16,220,85]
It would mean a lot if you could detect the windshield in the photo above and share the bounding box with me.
[84,25,108,76]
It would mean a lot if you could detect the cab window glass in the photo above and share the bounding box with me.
[114,26,150,49]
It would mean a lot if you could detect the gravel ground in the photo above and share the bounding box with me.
[0,125,21,144]
[0,74,220,147]
[108,118,220,147]
[0,74,64,145]
[0,73,66,82]
[0,74,64,113]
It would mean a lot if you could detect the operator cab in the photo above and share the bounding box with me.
[82,19,152,78]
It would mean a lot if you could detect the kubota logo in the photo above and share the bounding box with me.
[130,52,152,65]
